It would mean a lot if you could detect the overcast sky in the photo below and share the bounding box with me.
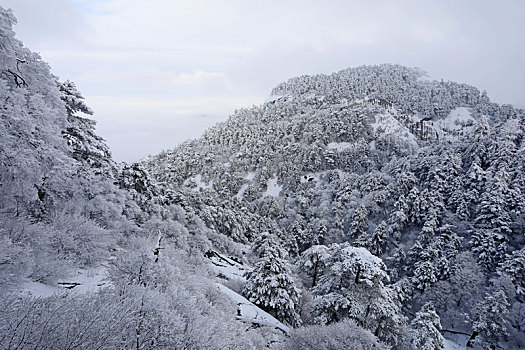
[3,0,525,162]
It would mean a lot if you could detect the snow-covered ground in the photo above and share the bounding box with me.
[215,283,290,335]
[235,183,249,201]
[207,251,251,281]
[263,176,282,197]
[20,266,109,297]
[371,112,419,147]
[235,171,256,201]
[244,171,256,181]
[183,174,214,191]
[20,280,60,297]
[326,141,355,152]
[432,107,475,140]
[444,338,468,350]
[442,332,469,350]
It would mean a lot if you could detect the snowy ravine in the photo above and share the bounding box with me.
[206,251,290,335]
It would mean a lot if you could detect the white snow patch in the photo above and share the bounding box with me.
[235,171,256,201]
[184,174,213,191]
[216,283,290,335]
[223,162,231,168]
[20,267,109,297]
[244,171,256,181]
[208,252,250,281]
[263,176,282,197]
[444,338,468,350]
[326,142,355,152]
[371,112,419,147]
[432,107,475,140]
[21,281,60,297]
[443,332,469,350]
[450,107,473,122]
[64,267,110,293]
[235,184,249,201]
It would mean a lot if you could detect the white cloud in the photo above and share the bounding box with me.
[171,70,233,92]
[3,0,91,49]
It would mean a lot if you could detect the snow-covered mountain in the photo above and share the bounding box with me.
[1,5,525,349]
[143,64,525,348]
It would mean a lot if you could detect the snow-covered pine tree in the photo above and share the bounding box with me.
[388,194,408,239]
[250,231,286,259]
[469,116,492,168]
[298,244,330,288]
[418,208,439,243]
[413,258,439,294]
[407,302,444,350]
[291,217,315,252]
[348,204,369,239]
[355,220,389,256]
[475,169,512,234]
[407,186,424,224]
[58,80,115,176]
[412,223,461,293]
[428,152,462,211]
[312,243,404,345]
[243,234,302,327]
[501,247,525,296]
[471,229,507,271]
[57,80,93,116]
[462,159,486,217]
[467,290,509,349]
[397,171,416,195]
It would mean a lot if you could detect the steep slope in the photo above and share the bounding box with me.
[144,64,525,348]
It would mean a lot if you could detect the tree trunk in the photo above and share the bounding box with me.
[466,330,479,348]
[312,258,318,287]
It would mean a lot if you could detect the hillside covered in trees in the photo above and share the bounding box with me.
[1,5,525,349]
[144,62,525,349]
